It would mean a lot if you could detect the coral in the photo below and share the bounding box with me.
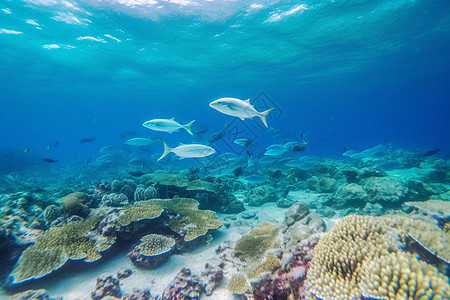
[364,176,408,205]
[360,251,450,299]
[110,180,123,193]
[245,185,277,206]
[134,187,146,202]
[185,179,218,192]
[201,263,223,296]
[10,289,53,300]
[117,200,165,226]
[101,193,128,207]
[305,215,396,299]
[43,205,63,224]
[234,221,280,262]
[91,273,122,300]
[246,253,280,279]
[118,198,222,242]
[123,179,137,190]
[405,199,450,216]
[161,268,203,300]
[227,273,251,295]
[117,268,132,279]
[140,172,189,188]
[144,186,157,199]
[284,202,309,226]
[318,176,337,193]
[122,289,157,300]
[332,183,368,208]
[10,217,115,284]
[61,192,89,218]
[128,234,175,269]
[121,184,135,203]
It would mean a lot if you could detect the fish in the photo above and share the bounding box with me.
[421,149,441,157]
[209,131,226,144]
[158,142,215,161]
[53,141,60,148]
[209,97,274,127]
[143,118,195,135]
[46,145,51,150]
[128,170,146,177]
[80,138,96,143]
[24,148,29,153]
[234,138,253,147]
[125,137,157,146]
[42,158,57,163]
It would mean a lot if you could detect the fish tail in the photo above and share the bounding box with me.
[158,141,172,161]
[184,120,195,135]
[259,108,274,128]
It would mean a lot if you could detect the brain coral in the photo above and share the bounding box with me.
[11,218,115,284]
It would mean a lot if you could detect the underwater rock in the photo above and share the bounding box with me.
[340,167,360,183]
[224,199,245,214]
[284,202,309,227]
[161,268,203,300]
[117,268,133,279]
[43,205,63,224]
[245,185,277,206]
[332,183,368,208]
[61,192,89,218]
[241,211,256,219]
[317,177,338,193]
[357,167,386,180]
[201,262,223,296]
[102,193,129,207]
[91,273,122,300]
[276,197,295,208]
[364,176,408,205]
[128,234,176,269]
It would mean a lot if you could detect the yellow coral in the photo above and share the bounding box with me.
[360,251,450,299]
[227,273,251,295]
[305,215,396,299]
[138,234,175,256]
[234,221,280,262]
[246,253,281,279]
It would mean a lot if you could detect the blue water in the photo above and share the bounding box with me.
[1,0,450,169]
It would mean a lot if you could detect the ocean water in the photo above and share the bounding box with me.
[1,0,450,299]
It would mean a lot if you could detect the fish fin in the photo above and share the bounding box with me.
[184,120,195,135]
[239,117,245,120]
[258,108,274,128]
[245,98,250,103]
[157,141,172,161]
[170,117,175,120]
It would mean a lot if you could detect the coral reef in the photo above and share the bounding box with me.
[10,217,115,284]
[161,268,203,300]
[227,273,251,295]
[61,192,89,218]
[102,193,129,207]
[234,221,280,261]
[128,234,176,269]
[364,177,408,205]
[91,273,122,300]
[43,205,63,224]
[10,289,58,300]
[245,185,277,206]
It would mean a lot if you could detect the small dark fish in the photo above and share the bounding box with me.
[208,132,225,144]
[42,158,57,163]
[86,156,93,165]
[271,169,282,178]
[422,149,441,157]
[233,167,243,177]
[80,138,96,143]
[128,170,146,177]
[343,146,347,154]
[292,144,308,152]
[53,140,60,148]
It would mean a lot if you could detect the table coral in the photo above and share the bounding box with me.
[128,234,176,269]
[10,217,115,284]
